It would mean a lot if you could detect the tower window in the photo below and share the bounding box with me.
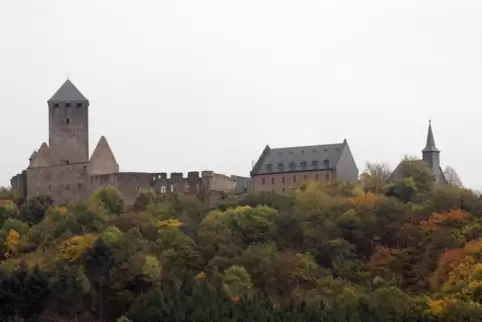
[66,118,71,124]
[65,103,71,108]
[76,103,82,108]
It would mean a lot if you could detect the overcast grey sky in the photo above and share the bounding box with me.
[1,1,482,189]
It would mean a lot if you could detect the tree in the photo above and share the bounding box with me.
[360,162,392,193]
[222,265,253,301]
[444,166,463,187]
[19,194,53,226]
[90,186,124,216]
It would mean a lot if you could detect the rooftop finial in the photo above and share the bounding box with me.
[66,73,69,80]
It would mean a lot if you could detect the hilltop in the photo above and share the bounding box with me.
[0,160,481,321]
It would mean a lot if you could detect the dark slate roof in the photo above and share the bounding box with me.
[48,79,88,102]
[389,159,447,185]
[251,141,346,175]
[422,121,440,153]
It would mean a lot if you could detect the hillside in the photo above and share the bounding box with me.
[1,161,482,321]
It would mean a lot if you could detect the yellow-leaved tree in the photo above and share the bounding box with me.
[4,229,20,258]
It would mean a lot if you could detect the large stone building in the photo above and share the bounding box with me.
[250,139,358,192]
[389,120,447,184]
[10,80,249,206]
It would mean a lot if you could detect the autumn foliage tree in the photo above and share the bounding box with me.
[1,176,482,321]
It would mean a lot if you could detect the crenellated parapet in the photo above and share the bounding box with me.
[88,170,236,206]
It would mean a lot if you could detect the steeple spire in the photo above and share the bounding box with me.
[422,119,440,153]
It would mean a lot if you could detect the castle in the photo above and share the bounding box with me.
[10,80,250,206]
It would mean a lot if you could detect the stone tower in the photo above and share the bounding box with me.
[422,120,440,171]
[48,80,89,165]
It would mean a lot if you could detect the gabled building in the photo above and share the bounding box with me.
[250,139,358,192]
[389,121,447,184]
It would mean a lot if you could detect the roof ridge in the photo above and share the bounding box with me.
[271,142,345,150]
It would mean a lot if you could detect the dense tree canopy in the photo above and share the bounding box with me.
[0,160,481,321]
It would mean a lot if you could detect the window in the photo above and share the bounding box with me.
[66,184,70,191]
[76,103,82,108]
[169,184,174,192]
[289,162,296,170]
[265,164,273,172]
[160,185,166,194]
[196,183,200,191]
[323,159,329,167]
[78,183,83,190]
[65,103,71,108]
[262,178,266,185]
[312,160,318,168]
[136,185,140,192]
[300,161,307,169]
[48,185,52,192]
[184,184,190,192]
[293,175,297,183]
[326,173,330,180]
[54,103,59,108]
[134,176,139,180]
[281,176,285,184]
[277,163,284,171]
[315,174,319,181]
[66,160,70,164]
[271,177,275,184]
[66,118,70,124]
[282,188,285,192]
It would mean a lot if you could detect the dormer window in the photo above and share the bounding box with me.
[277,163,284,171]
[65,103,71,108]
[76,103,82,108]
[300,161,307,169]
[266,164,273,172]
[289,162,295,170]
[54,103,59,108]
[323,159,329,167]
[312,160,318,168]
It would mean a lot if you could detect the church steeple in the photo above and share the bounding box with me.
[422,120,440,153]
[422,120,440,170]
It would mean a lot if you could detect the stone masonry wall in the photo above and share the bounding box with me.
[27,162,90,204]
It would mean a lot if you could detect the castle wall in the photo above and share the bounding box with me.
[10,171,27,199]
[27,162,90,204]
[89,171,205,207]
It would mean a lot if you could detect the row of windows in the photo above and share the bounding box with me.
[53,102,83,108]
[266,159,329,172]
[261,173,330,185]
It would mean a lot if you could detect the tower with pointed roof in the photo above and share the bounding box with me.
[389,120,447,185]
[9,78,243,207]
[422,120,440,172]
[48,79,89,164]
